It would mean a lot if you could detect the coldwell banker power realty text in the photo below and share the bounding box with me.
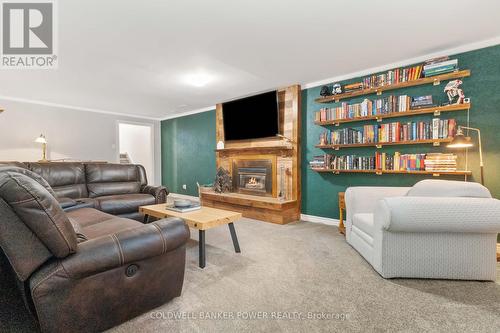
[1,0,57,69]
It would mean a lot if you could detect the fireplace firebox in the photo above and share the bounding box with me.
[232,159,273,196]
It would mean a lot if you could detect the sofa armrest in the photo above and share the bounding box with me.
[345,186,411,231]
[61,217,189,279]
[375,196,500,233]
[141,185,169,203]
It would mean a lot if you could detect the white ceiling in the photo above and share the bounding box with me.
[1,0,500,120]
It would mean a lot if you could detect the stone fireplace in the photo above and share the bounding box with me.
[232,159,273,196]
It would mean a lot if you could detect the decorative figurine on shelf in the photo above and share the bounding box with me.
[320,85,331,97]
[213,167,232,193]
[444,79,465,104]
[332,83,343,95]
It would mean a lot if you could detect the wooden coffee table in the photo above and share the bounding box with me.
[139,204,242,268]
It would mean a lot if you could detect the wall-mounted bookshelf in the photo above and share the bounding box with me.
[315,70,471,103]
[315,103,470,127]
[312,168,472,176]
[315,138,453,150]
[310,61,472,178]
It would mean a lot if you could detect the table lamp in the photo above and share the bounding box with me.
[447,126,483,185]
[34,134,48,162]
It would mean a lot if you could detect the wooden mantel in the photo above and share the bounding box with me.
[201,84,301,224]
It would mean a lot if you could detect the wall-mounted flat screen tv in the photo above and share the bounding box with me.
[222,91,279,141]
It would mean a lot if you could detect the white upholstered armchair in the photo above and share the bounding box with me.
[345,180,500,281]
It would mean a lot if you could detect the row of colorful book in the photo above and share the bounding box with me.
[318,119,457,145]
[359,57,459,89]
[362,66,423,89]
[310,153,458,172]
[315,95,418,122]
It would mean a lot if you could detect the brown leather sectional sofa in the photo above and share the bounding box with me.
[1,162,168,221]
[0,165,190,332]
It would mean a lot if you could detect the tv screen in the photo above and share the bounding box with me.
[222,91,279,141]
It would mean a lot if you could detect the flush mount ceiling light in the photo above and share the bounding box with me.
[182,71,214,87]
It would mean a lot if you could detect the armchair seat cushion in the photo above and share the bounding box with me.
[352,213,374,236]
[95,194,156,215]
[66,208,117,227]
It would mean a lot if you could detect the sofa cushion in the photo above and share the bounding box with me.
[81,217,142,239]
[29,162,88,199]
[406,179,491,198]
[85,164,141,197]
[66,207,117,228]
[352,213,375,236]
[95,194,155,215]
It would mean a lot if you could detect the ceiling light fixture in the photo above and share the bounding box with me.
[183,71,214,87]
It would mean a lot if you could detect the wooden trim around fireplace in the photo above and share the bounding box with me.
[202,84,301,224]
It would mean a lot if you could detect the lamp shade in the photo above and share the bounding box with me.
[447,132,473,148]
[34,134,47,144]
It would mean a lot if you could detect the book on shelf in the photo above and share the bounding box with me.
[410,95,433,109]
[315,94,412,122]
[424,153,458,172]
[310,152,459,173]
[318,118,456,145]
[423,58,458,77]
[362,65,423,89]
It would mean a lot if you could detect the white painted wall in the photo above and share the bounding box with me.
[0,99,161,185]
[118,122,154,182]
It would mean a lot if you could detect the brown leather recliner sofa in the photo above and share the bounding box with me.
[0,166,190,332]
[0,162,167,221]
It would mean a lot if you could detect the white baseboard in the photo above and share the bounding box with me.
[300,214,339,226]
[170,192,339,227]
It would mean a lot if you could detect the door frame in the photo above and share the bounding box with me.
[116,120,156,182]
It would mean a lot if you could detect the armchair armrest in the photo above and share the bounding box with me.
[375,196,500,233]
[141,185,169,203]
[61,217,189,279]
[345,186,411,232]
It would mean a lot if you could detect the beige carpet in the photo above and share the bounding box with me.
[109,218,500,333]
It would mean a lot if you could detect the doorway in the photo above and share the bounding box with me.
[118,122,154,183]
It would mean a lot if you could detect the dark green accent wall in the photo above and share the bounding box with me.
[302,44,500,219]
[161,110,216,196]
[161,44,500,221]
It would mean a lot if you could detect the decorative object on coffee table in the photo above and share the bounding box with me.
[140,205,242,268]
[214,167,232,193]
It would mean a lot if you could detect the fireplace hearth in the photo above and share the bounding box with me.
[233,160,272,196]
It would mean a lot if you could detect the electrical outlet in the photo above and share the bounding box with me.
[182,184,187,190]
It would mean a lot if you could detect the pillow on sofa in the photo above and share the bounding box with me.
[406,179,491,198]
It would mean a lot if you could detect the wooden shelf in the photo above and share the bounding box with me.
[215,146,293,153]
[316,138,453,150]
[315,70,471,103]
[312,168,471,176]
[315,103,471,126]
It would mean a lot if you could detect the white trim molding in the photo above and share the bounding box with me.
[161,106,215,121]
[303,36,500,89]
[0,95,162,121]
[300,214,339,226]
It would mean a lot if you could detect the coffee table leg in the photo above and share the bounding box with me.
[228,223,241,253]
[143,214,149,223]
[199,230,206,269]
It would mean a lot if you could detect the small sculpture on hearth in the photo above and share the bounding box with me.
[213,167,232,193]
[444,79,465,104]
